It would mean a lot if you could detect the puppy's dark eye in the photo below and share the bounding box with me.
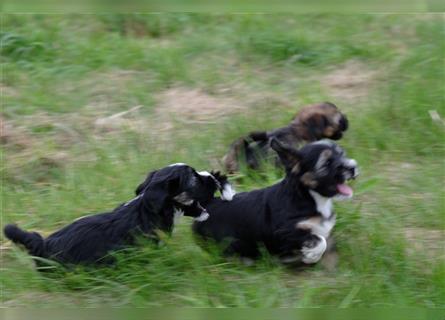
[325,159,332,166]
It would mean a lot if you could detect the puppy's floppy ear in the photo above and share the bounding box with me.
[304,113,329,140]
[270,138,301,169]
[135,170,158,195]
[209,171,227,187]
[143,169,183,214]
[339,113,348,132]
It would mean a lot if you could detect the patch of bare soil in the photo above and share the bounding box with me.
[2,113,93,184]
[1,83,19,97]
[0,115,34,149]
[404,227,444,259]
[155,87,246,125]
[384,162,416,185]
[83,69,141,97]
[1,292,82,307]
[322,60,378,105]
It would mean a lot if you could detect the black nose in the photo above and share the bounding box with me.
[339,114,348,131]
[348,167,358,179]
[340,162,358,179]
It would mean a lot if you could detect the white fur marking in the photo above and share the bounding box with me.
[301,235,327,264]
[194,211,209,222]
[313,140,333,146]
[173,207,184,224]
[173,192,193,205]
[197,171,212,177]
[124,193,143,207]
[309,190,333,219]
[343,158,359,179]
[343,158,357,168]
[169,163,187,167]
[221,183,236,201]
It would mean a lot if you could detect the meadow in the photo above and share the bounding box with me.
[1,14,444,307]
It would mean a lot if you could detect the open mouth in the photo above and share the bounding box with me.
[336,161,358,197]
[336,183,353,197]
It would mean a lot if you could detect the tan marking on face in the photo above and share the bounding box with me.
[291,163,300,174]
[332,112,342,125]
[323,126,335,137]
[315,149,333,171]
[301,172,318,188]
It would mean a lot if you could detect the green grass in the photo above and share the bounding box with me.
[1,14,444,307]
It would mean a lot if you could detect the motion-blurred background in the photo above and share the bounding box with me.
[1,14,444,307]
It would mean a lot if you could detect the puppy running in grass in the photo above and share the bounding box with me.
[4,164,233,267]
[223,102,349,173]
[194,139,358,266]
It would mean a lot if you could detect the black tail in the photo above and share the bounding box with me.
[4,224,46,257]
[247,131,269,142]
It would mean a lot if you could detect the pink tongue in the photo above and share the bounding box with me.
[337,184,353,196]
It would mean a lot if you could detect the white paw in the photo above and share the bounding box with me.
[193,211,209,222]
[301,235,327,264]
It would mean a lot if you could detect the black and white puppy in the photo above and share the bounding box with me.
[4,164,234,266]
[193,139,358,265]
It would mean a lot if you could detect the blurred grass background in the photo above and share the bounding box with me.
[1,14,444,307]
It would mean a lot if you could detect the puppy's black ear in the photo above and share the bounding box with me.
[210,171,227,186]
[270,138,301,170]
[339,113,348,132]
[135,170,158,195]
[143,169,183,214]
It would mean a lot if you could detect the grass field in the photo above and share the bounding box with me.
[1,14,444,307]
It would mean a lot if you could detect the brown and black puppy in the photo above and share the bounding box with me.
[223,102,348,173]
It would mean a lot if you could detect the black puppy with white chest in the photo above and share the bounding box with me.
[4,164,233,266]
[193,139,358,265]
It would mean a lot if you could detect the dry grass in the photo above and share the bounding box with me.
[322,60,379,105]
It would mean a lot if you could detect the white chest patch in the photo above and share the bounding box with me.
[297,190,336,238]
[309,190,333,219]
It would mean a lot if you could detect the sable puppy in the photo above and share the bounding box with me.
[4,164,233,266]
[223,102,348,173]
[194,139,358,265]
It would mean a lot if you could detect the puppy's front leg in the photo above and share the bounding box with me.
[297,218,328,265]
[276,224,326,265]
[300,234,327,264]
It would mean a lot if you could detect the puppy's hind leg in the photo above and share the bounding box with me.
[223,239,260,263]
